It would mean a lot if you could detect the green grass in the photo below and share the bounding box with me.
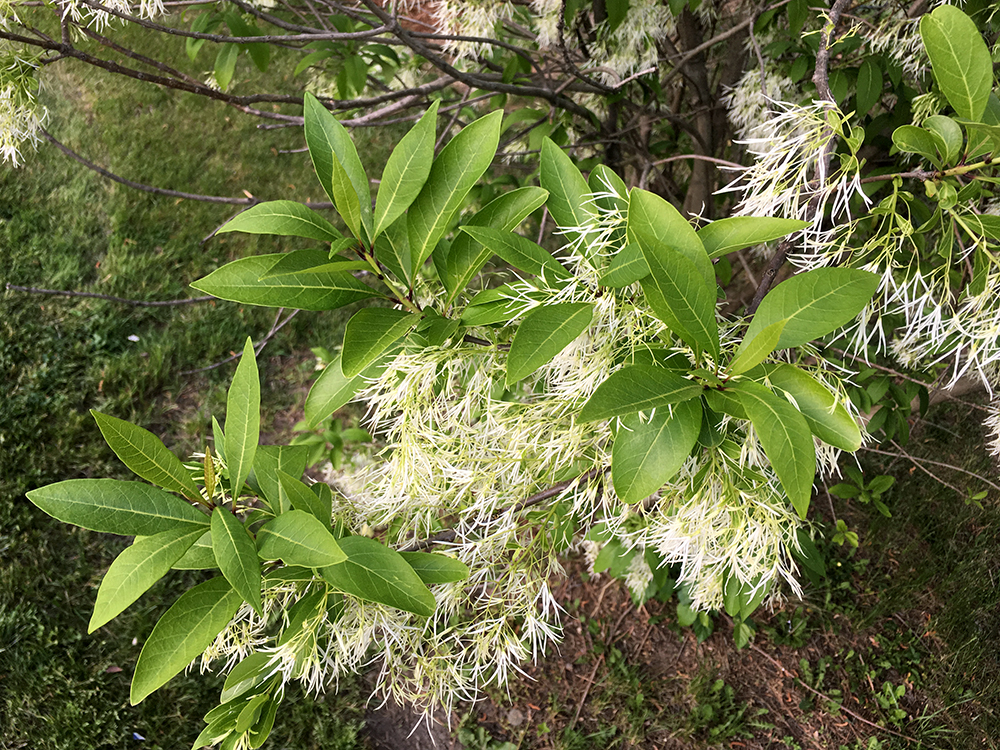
[0,12,402,748]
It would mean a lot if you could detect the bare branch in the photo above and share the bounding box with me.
[6,283,214,307]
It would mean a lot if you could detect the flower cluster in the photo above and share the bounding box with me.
[0,48,45,167]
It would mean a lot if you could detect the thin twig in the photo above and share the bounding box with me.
[179,309,299,375]
[42,130,260,206]
[860,442,1000,493]
[6,283,213,307]
[750,643,919,744]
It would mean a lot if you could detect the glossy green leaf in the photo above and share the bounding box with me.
[696,217,809,259]
[191,253,379,311]
[540,137,594,245]
[444,187,548,302]
[277,471,331,524]
[221,652,275,703]
[397,552,470,584]
[26,479,208,536]
[225,338,260,498]
[304,352,387,428]
[248,697,279,748]
[235,694,269,735]
[506,303,594,385]
[597,243,648,287]
[89,527,205,632]
[459,226,570,280]
[578,365,702,423]
[374,101,438,238]
[378,214,413,284]
[216,201,342,242]
[892,125,940,164]
[257,510,346,567]
[212,417,226,463]
[727,320,786,376]
[923,115,963,165]
[764,363,862,451]
[408,110,503,273]
[341,308,416,378]
[214,43,238,91]
[611,399,702,503]
[743,267,879,349]
[733,380,815,518]
[628,189,713,285]
[303,92,372,241]
[855,58,882,116]
[638,241,720,360]
[606,0,630,31]
[131,577,243,704]
[460,285,536,326]
[920,4,992,122]
[258,250,366,280]
[91,410,200,501]
[320,535,435,616]
[171,530,217,570]
[330,153,363,240]
[247,445,311,512]
[212,507,262,615]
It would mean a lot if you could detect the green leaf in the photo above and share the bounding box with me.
[540,137,595,245]
[578,365,702,422]
[247,445,311,512]
[214,43,238,91]
[303,92,372,241]
[611,399,702,503]
[460,285,540,326]
[408,110,503,273]
[743,267,879,349]
[130,577,243,704]
[212,507,262,615]
[764,363,862,451]
[598,243,648,287]
[89,527,205,632]
[258,250,366,280]
[26,479,208,536]
[320,535,435,616]
[221,653,276,703]
[277,471,331,524]
[212,417,226,463]
[305,352,388,428]
[257,510,346,567]
[855,58,882,116]
[373,102,439,238]
[91,411,201,501]
[923,115,963,165]
[733,380,816,518]
[920,4,992,122]
[216,201,343,242]
[638,243,720,360]
[341,308,417,378]
[443,187,548,303]
[330,153,363,240]
[191,253,379,311]
[628,189,713,285]
[171,531,217,570]
[696,217,809,259]
[398,551,470,584]
[727,320,786,376]
[605,0,630,32]
[459,226,570,280]
[225,338,260,498]
[892,125,940,164]
[506,303,594,385]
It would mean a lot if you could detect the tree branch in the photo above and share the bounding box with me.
[6,283,214,306]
